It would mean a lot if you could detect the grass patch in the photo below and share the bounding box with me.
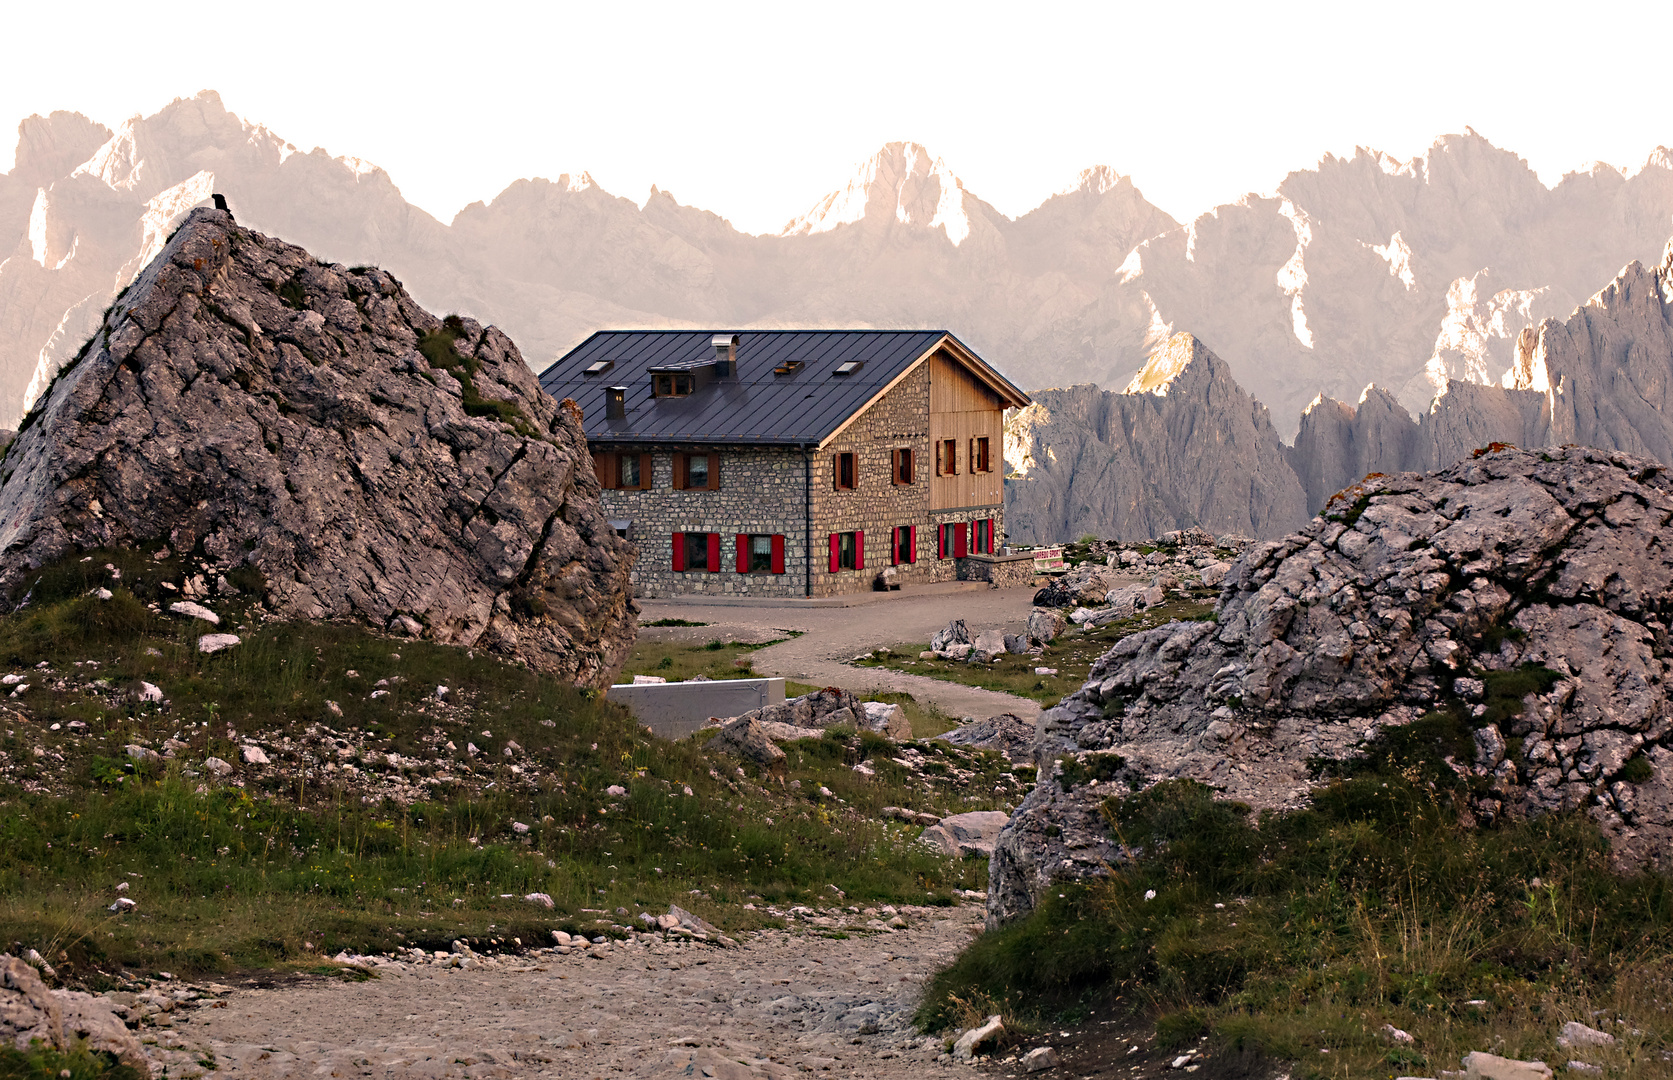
[0,550,997,987]
[919,741,1673,1077]
[618,636,786,683]
[418,317,535,436]
[851,594,1217,704]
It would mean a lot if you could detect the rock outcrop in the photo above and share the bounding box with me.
[1004,333,1309,543]
[0,953,146,1069]
[991,445,1673,926]
[0,207,635,687]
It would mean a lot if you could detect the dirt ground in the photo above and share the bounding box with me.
[144,905,996,1079]
[637,581,1043,723]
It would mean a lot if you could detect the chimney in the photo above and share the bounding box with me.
[712,333,739,377]
[606,386,627,421]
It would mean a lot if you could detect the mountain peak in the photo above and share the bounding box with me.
[1124,332,1217,397]
[780,142,974,244]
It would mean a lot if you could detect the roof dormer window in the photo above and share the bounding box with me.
[654,372,694,397]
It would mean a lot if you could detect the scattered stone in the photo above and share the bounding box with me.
[523,893,554,909]
[918,811,1009,858]
[860,701,912,740]
[1555,1021,1614,1049]
[240,745,270,765]
[167,600,219,624]
[203,757,232,777]
[930,620,971,652]
[107,897,137,913]
[1462,1051,1553,1080]
[138,681,163,702]
[704,716,786,767]
[953,1014,1004,1061]
[124,744,159,764]
[938,714,1037,764]
[1022,1045,1060,1072]
[197,633,241,654]
[606,784,627,796]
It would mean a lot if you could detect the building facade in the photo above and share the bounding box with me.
[539,331,1029,598]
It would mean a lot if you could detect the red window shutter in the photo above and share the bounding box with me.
[890,527,900,566]
[829,533,840,573]
[735,534,749,573]
[707,533,721,571]
[770,535,785,574]
[986,517,995,553]
[937,524,946,559]
[954,522,968,558]
[856,531,865,570]
[671,532,685,571]
[909,525,917,564]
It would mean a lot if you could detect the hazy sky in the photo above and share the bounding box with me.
[4,0,1671,234]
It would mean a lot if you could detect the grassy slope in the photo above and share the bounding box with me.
[0,549,1024,993]
[919,733,1673,1077]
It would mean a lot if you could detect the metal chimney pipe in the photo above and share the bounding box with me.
[712,333,738,377]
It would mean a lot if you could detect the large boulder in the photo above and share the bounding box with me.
[938,713,1037,764]
[703,716,786,767]
[0,208,635,687]
[992,446,1673,926]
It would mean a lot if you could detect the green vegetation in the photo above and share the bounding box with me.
[0,1043,145,1080]
[418,316,535,435]
[0,550,1000,988]
[851,594,1217,703]
[919,726,1673,1077]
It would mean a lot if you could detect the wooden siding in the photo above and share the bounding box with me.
[928,352,1004,510]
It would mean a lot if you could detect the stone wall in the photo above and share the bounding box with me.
[597,363,1007,598]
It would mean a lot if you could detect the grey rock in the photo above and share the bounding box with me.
[0,208,635,688]
[930,619,970,652]
[972,629,1007,657]
[860,701,912,740]
[953,1015,1004,1061]
[1555,1021,1614,1049]
[1026,607,1066,645]
[1022,1046,1060,1072]
[703,716,786,768]
[1006,334,1309,544]
[0,954,147,1070]
[992,445,1673,926]
[938,713,1036,764]
[1462,1051,1553,1080]
[937,810,1010,857]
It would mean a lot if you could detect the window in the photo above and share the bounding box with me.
[971,436,991,473]
[736,534,784,574]
[892,525,916,565]
[672,532,720,572]
[593,451,651,490]
[608,518,631,539]
[938,522,968,559]
[937,439,958,475]
[653,372,694,397]
[973,517,995,554]
[834,452,857,490]
[675,451,720,490]
[829,531,864,572]
[892,448,915,486]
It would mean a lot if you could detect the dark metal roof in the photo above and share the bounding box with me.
[539,330,1021,447]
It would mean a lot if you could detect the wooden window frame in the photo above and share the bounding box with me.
[829,531,863,572]
[892,525,917,565]
[653,372,694,398]
[608,451,651,491]
[675,531,719,572]
[675,451,720,491]
[891,448,915,486]
[736,533,782,574]
[971,436,991,473]
[833,452,857,491]
[937,438,958,476]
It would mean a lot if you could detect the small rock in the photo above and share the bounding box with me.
[1022,1046,1060,1072]
[1555,1021,1614,1049]
[138,681,164,702]
[632,674,667,685]
[1384,1024,1416,1044]
[606,785,627,797]
[953,1015,1004,1061]
[197,633,241,654]
[511,821,530,834]
[168,600,219,624]
[240,745,270,765]
[124,744,159,764]
[203,757,232,776]
[523,892,554,909]
[1462,1051,1554,1080]
[109,897,137,912]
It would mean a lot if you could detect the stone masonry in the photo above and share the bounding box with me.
[598,363,1006,598]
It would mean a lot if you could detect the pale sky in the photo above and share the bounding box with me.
[4,0,1671,235]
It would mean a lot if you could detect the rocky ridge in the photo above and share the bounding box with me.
[990,445,1673,926]
[0,207,635,686]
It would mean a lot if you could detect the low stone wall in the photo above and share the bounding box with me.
[604,677,787,740]
[956,553,1037,588]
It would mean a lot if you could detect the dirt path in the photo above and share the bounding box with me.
[637,584,1042,723]
[146,906,988,1079]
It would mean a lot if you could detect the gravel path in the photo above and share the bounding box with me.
[146,906,985,1079]
[637,583,1042,723]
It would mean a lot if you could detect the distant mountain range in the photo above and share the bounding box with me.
[5,90,1673,541]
